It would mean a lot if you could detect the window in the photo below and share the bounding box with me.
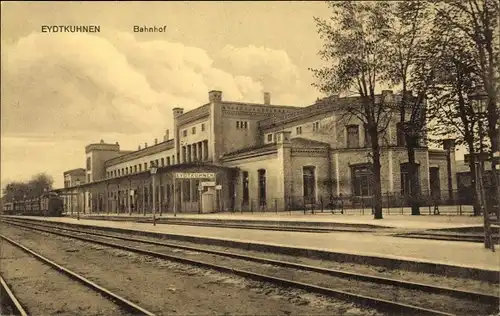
[312,122,320,132]
[182,146,187,163]
[86,157,91,170]
[183,130,187,137]
[203,140,209,160]
[236,121,249,129]
[201,123,205,131]
[346,125,360,148]
[303,166,316,203]
[187,146,192,163]
[192,144,197,161]
[161,158,165,166]
[400,163,421,196]
[183,180,191,201]
[192,126,196,135]
[258,169,267,205]
[351,164,373,196]
[144,163,147,170]
[429,167,441,200]
[267,134,273,142]
[296,126,302,135]
[364,124,371,147]
[139,164,142,172]
[167,157,171,165]
[192,180,200,201]
[134,165,138,173]
[396,122,406,147]
[242,171,249,204]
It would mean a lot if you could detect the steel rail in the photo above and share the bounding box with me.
[0,275,29,316]
[4,218,498,306]
[0,233,156,316]
[2,220,460,316]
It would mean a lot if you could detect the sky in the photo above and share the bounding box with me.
[0,1,465,190]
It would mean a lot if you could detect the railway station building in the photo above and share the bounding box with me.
[57,90,457,214]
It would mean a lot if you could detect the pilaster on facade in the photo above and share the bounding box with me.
[276,131,293,210]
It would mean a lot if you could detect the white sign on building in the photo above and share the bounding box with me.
[175,172,216,179]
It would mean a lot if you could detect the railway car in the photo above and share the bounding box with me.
[4,193,64,217]
[2,202,14,215]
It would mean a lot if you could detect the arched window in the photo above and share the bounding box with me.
[400,162,421,196]
[242,171,249,204]
[258,169,267,205]
[351,164,373,196]
[303,166,316,202]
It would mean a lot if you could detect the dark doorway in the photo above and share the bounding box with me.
[258,169,267,207]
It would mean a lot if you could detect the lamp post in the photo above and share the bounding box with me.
[469,85,494,251]
[75,180,81,220]
[150,162,158,226]
[23,194,27,214]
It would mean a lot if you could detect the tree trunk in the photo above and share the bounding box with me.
[405,133,421,215]
[371,133,383,220]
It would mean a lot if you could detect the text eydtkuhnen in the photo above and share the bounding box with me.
[41,25,101,33]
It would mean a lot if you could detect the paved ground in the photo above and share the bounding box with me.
[70,210,486,230]
[10,215,500,271]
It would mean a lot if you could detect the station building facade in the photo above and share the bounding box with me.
[58,90,457,214]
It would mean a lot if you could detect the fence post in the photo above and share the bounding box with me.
[250,200,254,213]
[362,198,364,215]
[340,194,344,214]
[320,196,324,213]
[275,199,277,214]
[303,198,306,215]
[387,191,391,215]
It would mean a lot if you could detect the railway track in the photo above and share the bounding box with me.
[65,215,375,233]
[0,232,155,316]
[0,275,28,316]
[3,218,498,316]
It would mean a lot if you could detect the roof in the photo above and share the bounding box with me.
[290,137,330,148]
[63,168,86,176]
[221,138,330,160]
[222,143,278,159]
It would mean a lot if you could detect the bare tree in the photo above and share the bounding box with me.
[382,1,435,215]
[424,29,485,215]
[311,1,395,219]
[435,0,499,214]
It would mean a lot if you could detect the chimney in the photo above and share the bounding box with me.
[166,129,170,141]
[173,107,184,119]
[138,145,141,150]
[145,142,148,148]
[208,90,223,102]
[115,142,119,146]
[100,139,104,143]
[154,138,158,145]
[263,92,271,105]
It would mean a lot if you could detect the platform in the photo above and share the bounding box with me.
[71,210,486,230]
[6,215,499,272]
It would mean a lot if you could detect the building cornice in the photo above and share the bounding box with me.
[176,104,210,125]
[105,140,175,167]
